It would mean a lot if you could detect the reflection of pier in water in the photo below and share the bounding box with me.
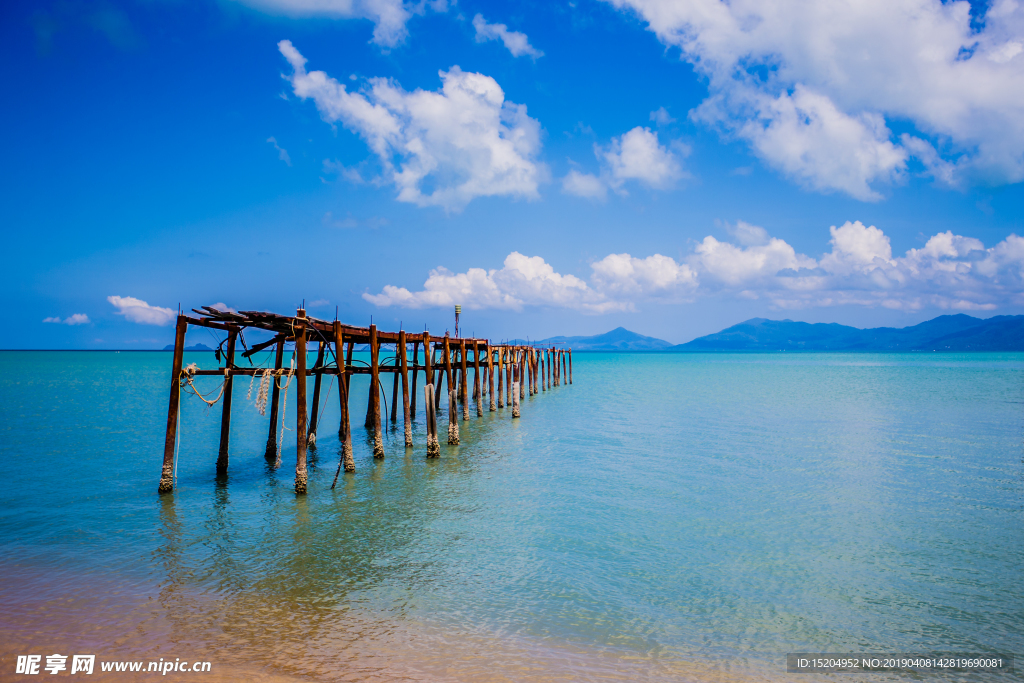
[160,306,573,494]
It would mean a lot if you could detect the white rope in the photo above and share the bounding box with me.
[179,363,226,407]
[255,369,271,415]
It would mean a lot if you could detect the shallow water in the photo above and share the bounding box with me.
[0,351,1021,681]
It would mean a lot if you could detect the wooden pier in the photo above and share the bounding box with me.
[160,307,573,494]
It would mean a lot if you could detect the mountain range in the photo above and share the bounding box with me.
[161,315,1022,352]
[672,314,1024,352]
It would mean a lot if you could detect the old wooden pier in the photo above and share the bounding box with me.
[160,307,573,494]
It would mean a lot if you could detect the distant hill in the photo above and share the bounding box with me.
[162,343,214,351]
[672,314,1024,352]
[518,327,672,351]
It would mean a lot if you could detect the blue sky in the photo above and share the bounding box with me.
[3,0,1023,348]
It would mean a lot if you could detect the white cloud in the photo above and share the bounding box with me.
[604,0,1024,197]
[364,222,1024,313]
[209,302,237,314]
[43,314,90,325]
[234,0,448,48]
[563,126,685,199]
[108,296,176,326]
[472,14,543,59]
[561,169,607,199]
[601,126,682,190]
[364,251,697,313]
[698,86,907,201]
[649,106,676,125]
[266,136,292,166]
[280,40,545,211]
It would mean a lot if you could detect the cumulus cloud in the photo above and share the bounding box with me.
[43,313,90,325]
[108,296,176,326]
[235,0,448,47]
[563,126,685,199]
[561,169,607,199]
[649,107,676,125]
[605,0,1024,197]
[364,251,697,313]
[280,40,545,211]
[472,14,543,59]
[266,136,292,166]
[364,222,1024,313]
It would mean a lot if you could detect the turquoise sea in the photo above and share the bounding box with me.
[0,350,1021,682]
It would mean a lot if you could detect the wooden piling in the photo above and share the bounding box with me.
[460,339,469,421]
[473,341,483,417]
[390,344,400,424]
[265,337,284,461]
[497,347,505,408]
[444,333,458,444]
[295,312,308,494]
[369,324,385,459]
[216,327,237,477]
[505,348,513,407]
[519,349,526,400]
[307,341,326,445]
[399,331,412,447]
[410,340,419,417]
[433,344,443,410]
[158,315,187,493]
[568,349,573,384]
[334,322,354,476]
[488,345,496,411]
[425,383,439,457]
[423,332,439,457]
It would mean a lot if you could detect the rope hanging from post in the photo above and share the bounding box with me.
[179,363,227,407]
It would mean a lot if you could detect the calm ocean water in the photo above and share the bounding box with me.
[0,350,1021,682]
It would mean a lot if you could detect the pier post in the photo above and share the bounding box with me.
[562,350,567,387]
[390,344,400,425]
[433,345,443,410]
[216,327,237,477]
[158,315,187,494]
[512,378,520,418]
[422,332,439,457]
[265,337,284,461]
[425,383,439,457]
[409,340,419,417]
[519,349,526,400]
[308,341,326,445]
[507,348,516,405]
[497,347,505,408]
[370,324,385,459]
[444,333,458,444]
[473,341,483,417]
[460,339,469,421]
[333,321,354,477]
[400,330,412,447]
[488,345,496,411]
[295,311,308,494]
[568,349,573,384]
